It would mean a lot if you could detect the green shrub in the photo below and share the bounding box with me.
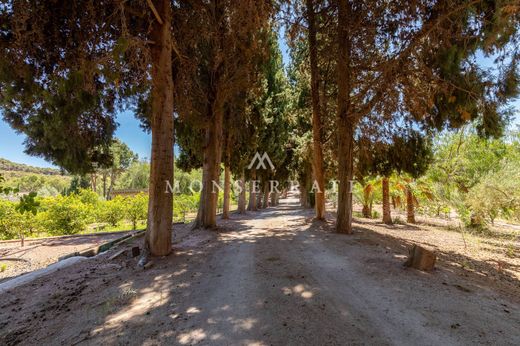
[101,196,127,226]
[125,193,148,230]
[0,200,18,240]
[77,188,100,206]
[173,193,199,222]
[0,199,39,240]
[40,195,93,235]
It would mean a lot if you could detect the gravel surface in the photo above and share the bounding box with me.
[0,195,518,345]
[0,232,132,283]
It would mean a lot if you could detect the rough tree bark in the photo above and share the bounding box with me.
[221,133,232,219]
[238,172,246,213]
[382,177,392,225]
[270,191,276,206]
[362,204,371,218]
[222,164,231,219]
[102,173,107,199]
[91,173,97,193]
[144,0,174,256]
[195,103,224,229]
[306,0,326,220]
[299,182,309,208]
[262,182,269,208]
[107,171,116,200]
[406,187,416,224]
[248,170,257,211]
[335,0,354,234]
[257,188,263,209]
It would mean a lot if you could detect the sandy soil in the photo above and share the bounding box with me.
[0,195,519,345]
[0,232,132,282]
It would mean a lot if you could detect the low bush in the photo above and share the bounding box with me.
[100,196,127,226]
[125,193,148,230]
[39,194,94,235]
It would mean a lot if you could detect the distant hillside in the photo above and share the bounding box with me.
[0,158,64,176]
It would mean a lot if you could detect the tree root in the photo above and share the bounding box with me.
[137,244,150,268]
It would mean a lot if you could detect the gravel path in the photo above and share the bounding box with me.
[0,232,132,282]
[0,196,519,345]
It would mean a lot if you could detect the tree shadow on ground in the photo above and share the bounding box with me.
[1,199,518,345]
[340,222,520,297]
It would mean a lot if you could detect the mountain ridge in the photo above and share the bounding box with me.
[0,157,64,176]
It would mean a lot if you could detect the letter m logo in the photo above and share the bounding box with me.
[247,152,275,170]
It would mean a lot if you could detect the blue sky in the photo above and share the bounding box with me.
[0,110,152,168]
[0,34,518,169]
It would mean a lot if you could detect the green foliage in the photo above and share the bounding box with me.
[0,173,41,241]
[39,194,94,235]
[0,1,156,173]
[465,158,520,226]
[0,170,70,196]
[173,193,200,222]
[100,196,127,227]
[428,129,508,192]
[418,128,520,229]
[0,198,39,240]
[118,161,150,190]
[16,192,40,215]
[173,166,203,195]
[125,193,148,230]
[0,190,155,239]
[0,173,18,195]
[65,176,91,195]
[352,178,380,214]
[77,188,100,206]
[0,158,62,175]
[0,199,18,239]
[96,138,139,198]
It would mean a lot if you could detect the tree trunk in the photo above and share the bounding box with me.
[248,170,257,211]
[362,204,370,218]
[195,104,224,229]
[238,172,246,214]
[382,177,392,225]
[270,191,276,206]
[91,173,97,193]
[299,183,308,208]
[222,164,231,219]
[262,182,269,208]
[102,173,107,199]
[335,0,354,234]
[406,187,416,224]
[306,0,326,220]
[144,0,174,257]
[257,189,263,209]
[107,171,115,200]
[248,169,258,211]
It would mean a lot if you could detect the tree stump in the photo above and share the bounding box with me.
[404,245,436,271]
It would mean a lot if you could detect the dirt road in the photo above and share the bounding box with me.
[1,196,519,345]
[0,232,132,282]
